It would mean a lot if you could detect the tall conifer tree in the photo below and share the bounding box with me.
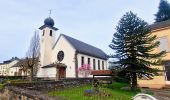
[109,11,166,90]
[155,0,170,22]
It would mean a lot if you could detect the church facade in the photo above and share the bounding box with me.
[37,17,108,79]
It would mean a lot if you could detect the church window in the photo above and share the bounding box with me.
[43,30,45,36]
[88,58,90,64]
[102,61,104,70]
[81,56,84,65]
[93,59,96,70]
[50,30,52,36]
[57,51,64,62]
[98,60,100,70]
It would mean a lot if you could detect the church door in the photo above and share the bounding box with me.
[59,67,66,79]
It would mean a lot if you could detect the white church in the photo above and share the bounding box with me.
[36,16,108,79]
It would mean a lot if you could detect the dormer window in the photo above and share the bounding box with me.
[50,30,52,36]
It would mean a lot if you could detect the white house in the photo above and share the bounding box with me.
[37,16,108,79]
[0,57,22,76]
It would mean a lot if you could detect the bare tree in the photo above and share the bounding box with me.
[19,59,29,78]
[26,30,40,81]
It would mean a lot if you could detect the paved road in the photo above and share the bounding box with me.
[142,89,170,100]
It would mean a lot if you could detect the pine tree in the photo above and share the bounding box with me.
[109,11,166,91]
[155,0,170,22]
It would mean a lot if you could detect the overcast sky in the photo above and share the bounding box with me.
[0,0,165,62]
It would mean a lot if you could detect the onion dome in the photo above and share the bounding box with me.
[44,17,54,27]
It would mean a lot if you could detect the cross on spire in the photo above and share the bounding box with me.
[49,10,52,17]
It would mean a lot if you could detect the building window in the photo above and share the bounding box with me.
[102,61,104,70]
[93,59,96,70]
[165,61,170,81]
[88,58,90,65]
[158,37,169,51]
[43,30,45,36]
[81,56,84,65]
[98,60,100,70]
[50,30,52,36]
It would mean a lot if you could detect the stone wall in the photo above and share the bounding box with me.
[0,77,112,100]
[0,86,59,100]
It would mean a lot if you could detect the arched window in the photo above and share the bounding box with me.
[50,30,52,36]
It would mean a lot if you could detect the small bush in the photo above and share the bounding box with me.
[114,76,129,83]
[107,82,128,89]
[0,84,5,89]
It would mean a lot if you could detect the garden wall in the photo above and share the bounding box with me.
[0,86,59,100]
[0,77,112,100]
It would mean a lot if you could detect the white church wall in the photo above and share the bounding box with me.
[37,27,56,77]
[77,53,108,77]
[43,68,56,78]
[40,27,56,66]
[52,35,76,78]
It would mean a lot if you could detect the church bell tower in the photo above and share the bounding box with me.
[39,16,58,67]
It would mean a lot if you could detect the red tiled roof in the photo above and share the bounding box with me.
[91,70,112,76]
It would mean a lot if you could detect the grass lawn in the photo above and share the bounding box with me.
[48,82,140,100]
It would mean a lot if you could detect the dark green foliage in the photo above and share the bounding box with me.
[109,11,166,91]
[155,0,170,22]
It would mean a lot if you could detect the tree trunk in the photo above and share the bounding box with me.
[30,68,33,82]
[22,71,26,80]
[131,72,137,91]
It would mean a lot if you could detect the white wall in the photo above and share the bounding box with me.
[77,53,108,77]
[9,67,21,76]
[8,60,19,76]
[51,35,76,78]
[43,67,56,78]
[37,27,56,77]
[40,27,56,66]
[0,64,8,76]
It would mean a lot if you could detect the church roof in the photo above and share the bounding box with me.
[39,25,58,30]
[61,34,108,60]
[150,19,170,31]
[39,16,58,30]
